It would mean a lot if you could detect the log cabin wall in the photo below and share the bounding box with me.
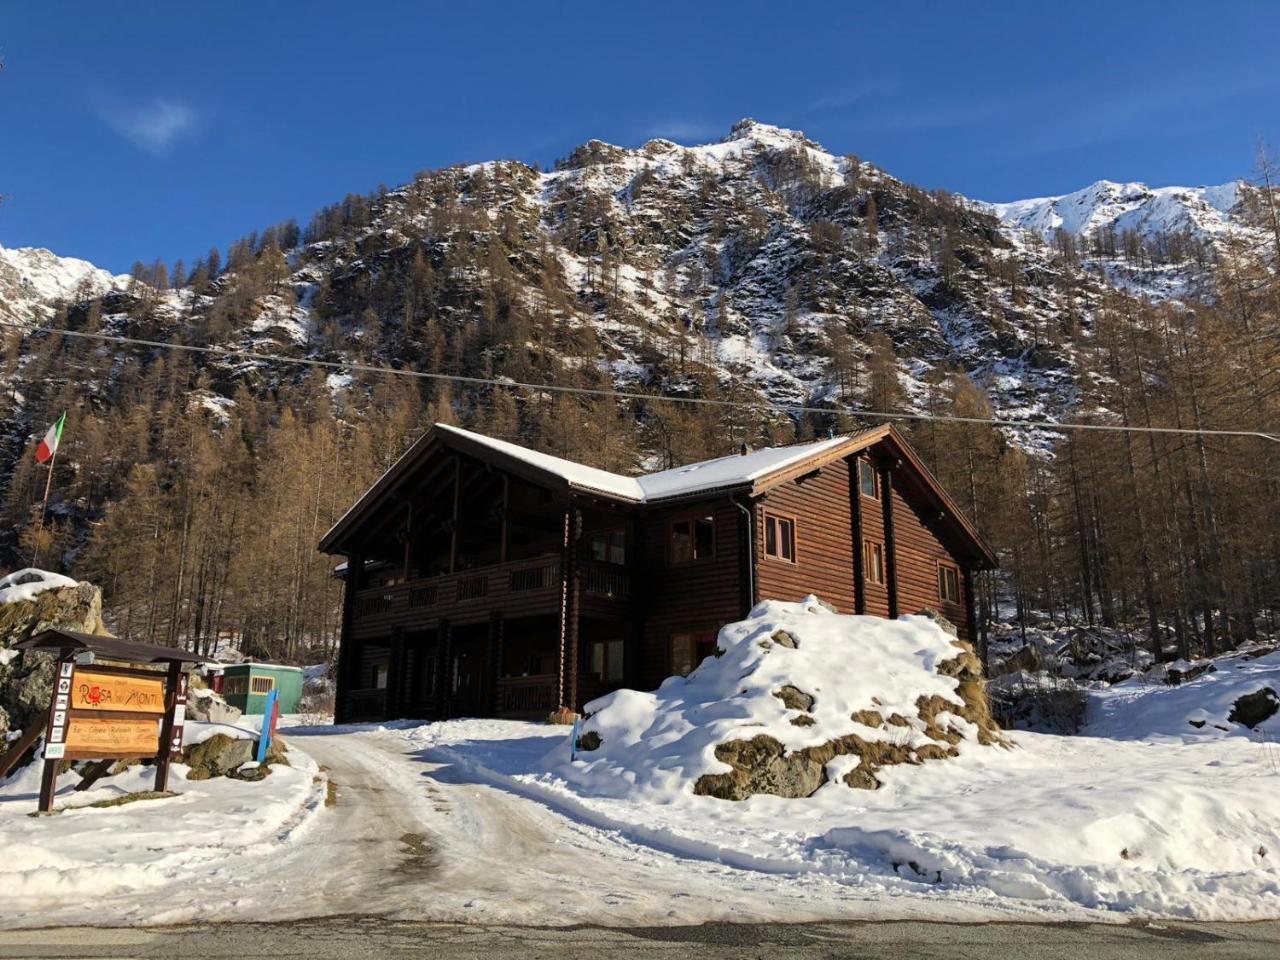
[637,499,744,690]
[753,458,856,613]
[856,455,891,619]
[886,469,972,642]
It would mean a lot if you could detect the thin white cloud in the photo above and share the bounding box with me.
[641,120,723,144]
[97,97,198,156]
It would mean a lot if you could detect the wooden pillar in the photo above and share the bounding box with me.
[334,550,362,725]
[499,476,509,564]
[386,627,405,720]
[556,505,581,711]
[488,613,504,715]
[402,501,414,580]
[436,619,452,720]
[154,660,187,793]
[448,458,461,574]
[848,459,866,615]
[566,570,582,712]
[880,461,899,619]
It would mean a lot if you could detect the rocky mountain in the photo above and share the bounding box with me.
[0,120,1266,458]
[987,178,1244,245]
[0,245,125,327]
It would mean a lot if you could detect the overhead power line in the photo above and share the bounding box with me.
[4,319,1279,444]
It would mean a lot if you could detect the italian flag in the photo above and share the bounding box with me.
[35,413,66,465]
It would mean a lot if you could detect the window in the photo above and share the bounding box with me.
[589,639,626,682]
[373,664,388,690]
[863,539,885,584]
[223,676,248,696]
[250,675,275,694]
[764,514,796,562]
[590,529,627,565]
[668,514,715,564]
[859,459,879,500]
[938,563,961,603]
[670,630,719,677]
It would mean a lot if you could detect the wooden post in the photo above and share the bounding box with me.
[37,657,74,814]
[556,507,572,710]
[848,459,866,615]
[334,550,362,725]
[487,613,504,715]
[566,569,582,713]
[436,619,452,720]
[153,661,187,793]
[880,461,899,619]
[387,627,405,719]
[0,714,46,780]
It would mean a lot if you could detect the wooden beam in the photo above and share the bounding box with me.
[880,461,899,620]
[0,714,46,780]
[153,660,186,794]
[74,758,115,792]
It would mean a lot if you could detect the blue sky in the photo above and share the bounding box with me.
[1,1,1277,272]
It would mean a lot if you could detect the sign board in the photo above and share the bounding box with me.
[69,670,166,714]
[64,716,160,755]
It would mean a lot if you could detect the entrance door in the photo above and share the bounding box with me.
[450,636,486,717]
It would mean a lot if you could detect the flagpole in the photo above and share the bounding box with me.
[32,441,59,569]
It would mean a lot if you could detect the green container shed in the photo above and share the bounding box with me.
[220,663,304,715]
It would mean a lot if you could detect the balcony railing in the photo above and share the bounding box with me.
[352,555,562,625]
[497,674,558,715]
[582,563,630,600]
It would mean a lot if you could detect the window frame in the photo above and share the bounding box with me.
[669,628,720,677]
[588,638,627,683]
[249,675,276,695]
[937,561,961,604]
[763,512,798,563]
[666,512,716,565]
[858,458,880,501]
[863,538,886,585]
[588,527,628,566]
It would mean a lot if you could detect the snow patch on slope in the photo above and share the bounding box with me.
[0,245,126,326]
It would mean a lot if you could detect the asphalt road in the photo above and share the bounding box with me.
[1,917,1278,960]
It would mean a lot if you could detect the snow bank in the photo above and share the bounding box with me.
[1088,648,1280,741]
[0,730,324,920]
[550,598,994,801]
[0,568,78,605]
[395,606,1280,920]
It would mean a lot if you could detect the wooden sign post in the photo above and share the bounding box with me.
[36,660,187,813]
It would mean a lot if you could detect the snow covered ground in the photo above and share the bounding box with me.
[2,643,1277,928]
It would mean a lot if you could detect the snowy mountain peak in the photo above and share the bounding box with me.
[988,178,1246,244]
[723,118,814,147]
[0,243,127,327]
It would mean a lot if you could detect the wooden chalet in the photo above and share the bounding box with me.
[319,423,998,723]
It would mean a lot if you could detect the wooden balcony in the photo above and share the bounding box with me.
[351,554,564,636]
[496,674,558,717]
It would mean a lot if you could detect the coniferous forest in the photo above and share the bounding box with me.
[3,123,1278,666]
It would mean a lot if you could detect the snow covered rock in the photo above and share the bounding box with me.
[0,572,110,738]
[559,597,1001,802]
[186,686,242,724]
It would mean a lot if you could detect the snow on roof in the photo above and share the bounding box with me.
[437,423,859,503]
[635,434,852,500]
[436,423,644,500]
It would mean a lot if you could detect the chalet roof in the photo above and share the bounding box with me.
[319,422,998,567]
[436,422,855,503]
[15,629,206,664]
